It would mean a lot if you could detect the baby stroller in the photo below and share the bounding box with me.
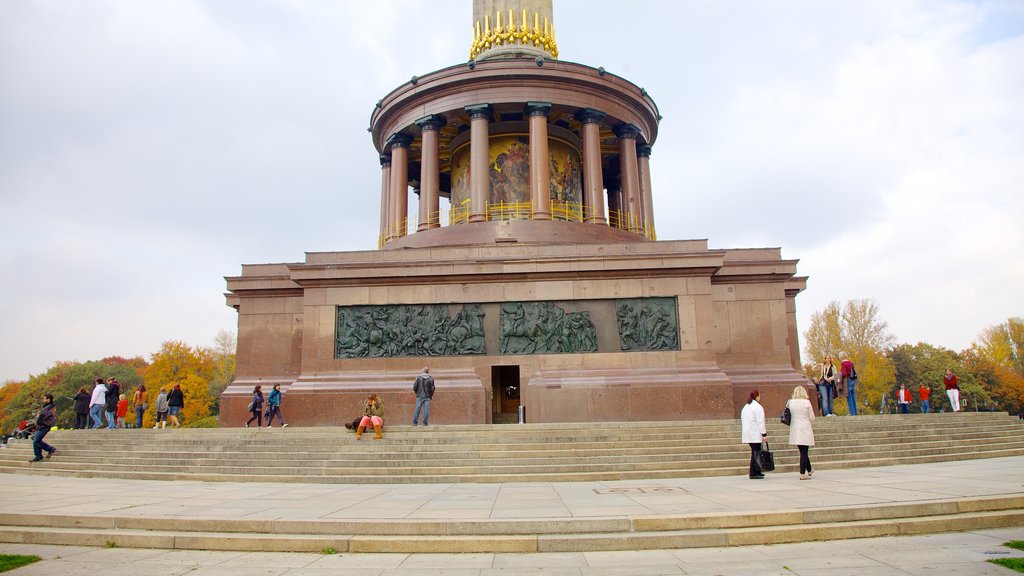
[12,420,36,440]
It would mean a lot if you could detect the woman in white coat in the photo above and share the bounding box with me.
[787,386,816,480]
[740,389,767,479]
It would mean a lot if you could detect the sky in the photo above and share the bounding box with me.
[1,0,1022,383]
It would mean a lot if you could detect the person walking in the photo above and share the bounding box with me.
[943,369,961,412]
[412,367,435,427]
[840,357,858,415]
[787,386,816,480]
[104,377,121,429]
[154,388,169,429]
[265,384,287,428]
[818,356,837,416]
[919,383,931,413]
[89,378,106,429]
[29,393,58,462]
[132,385,148,429]
[897,383,912,414]
[355,393,384,440]
[166,384,184,428]
[740,389,767,479]
[245,385,264,428]
[72,386,91,430]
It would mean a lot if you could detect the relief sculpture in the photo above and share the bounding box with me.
[335,304,485,358]
[615,298,679,351]
[499,301,597,354]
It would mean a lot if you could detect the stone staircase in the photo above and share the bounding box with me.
[0,412,1022,553]
[1,412,1022,484]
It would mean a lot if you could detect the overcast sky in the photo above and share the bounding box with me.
[1,0,1022,383]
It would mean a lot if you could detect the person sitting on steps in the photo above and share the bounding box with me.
[355,394,384,440]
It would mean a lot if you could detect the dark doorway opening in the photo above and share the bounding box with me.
[491,365,520,424]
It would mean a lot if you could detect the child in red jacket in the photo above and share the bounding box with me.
[115,394,129,428]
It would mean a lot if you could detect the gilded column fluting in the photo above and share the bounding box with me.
[637,144,656,240]
[387,133,413,240]
[466,104,492,223]
[526,102,552,221]
[575,108,607,225]
[615,124,642,234]
[416,115,446,231]
[378,153,392,247]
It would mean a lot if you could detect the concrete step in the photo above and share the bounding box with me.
[0,494,1020,553]
[2,413,1021,483]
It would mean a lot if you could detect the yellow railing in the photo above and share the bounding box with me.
[382,203,654,247]
[486,201,533,221]
[448,198,471,226]
[551,201,584,223]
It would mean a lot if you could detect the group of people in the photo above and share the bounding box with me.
[895,369,960,414]
[742,364,967,479]
[741,387,816,480]
[246,367,437,439]
[68,377,185,431]
[816,355,859,416]
[818,355,963,415]
[244,384,287,428]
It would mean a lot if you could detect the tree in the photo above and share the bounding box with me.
[205,329,237,415]
[888,343,969,412]
[143,341,214,426]
[803,299,897,414]
[967,317,1024,414]
[0,360,144,430]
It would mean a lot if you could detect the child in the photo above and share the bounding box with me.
[115,394,129,428]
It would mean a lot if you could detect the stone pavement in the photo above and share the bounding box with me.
[3,457,1023,523]
[1,528,1023,575]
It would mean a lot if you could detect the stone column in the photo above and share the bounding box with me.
[637,144,656,240]
[378,153,391,247]
[615,124,641,233]
[575,108,607,225]
[416,115,446,231]
[466,104,492,223]
[526,102,552,221]
[387,133,413,240]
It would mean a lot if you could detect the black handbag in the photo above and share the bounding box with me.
[756,440,775,472]
[780,405,792,426]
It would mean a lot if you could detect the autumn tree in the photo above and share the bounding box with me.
[966,317,1024,414]
[803,299,896,414]
[143,341,214,426]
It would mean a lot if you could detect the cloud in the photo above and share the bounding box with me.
[1,0,1022,381]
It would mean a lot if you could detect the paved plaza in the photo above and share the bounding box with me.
[1,456,1023,574]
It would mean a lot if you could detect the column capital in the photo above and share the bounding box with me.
[465,104,492,120]
[386,132,414,149]
[637,144,653,158]
[575,108,606,124]
[525,101,552,117]
[415,114,447,131]
[614,123,642,140]
[379,153,391,167]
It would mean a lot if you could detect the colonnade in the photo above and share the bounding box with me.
[379,103,656,247]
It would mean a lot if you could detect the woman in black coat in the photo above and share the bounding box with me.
[72,386,91,429]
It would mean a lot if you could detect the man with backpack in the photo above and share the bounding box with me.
[412,367,435,427]
[840,358,859,415]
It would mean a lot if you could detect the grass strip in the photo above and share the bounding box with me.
[0,555,41,572]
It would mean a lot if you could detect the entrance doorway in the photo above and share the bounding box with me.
[491,365,520,424]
